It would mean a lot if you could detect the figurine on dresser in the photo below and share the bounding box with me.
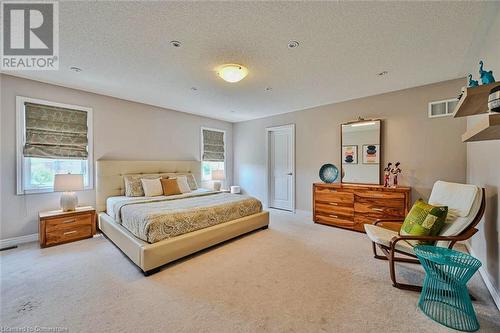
[391,162,402,187]
[383,163,392,187]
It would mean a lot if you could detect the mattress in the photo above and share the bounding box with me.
[107,191,262,243]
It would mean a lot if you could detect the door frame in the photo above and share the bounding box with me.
[266,124,295,212]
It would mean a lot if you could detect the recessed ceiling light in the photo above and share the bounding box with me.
[217,64,248,83]
[170,40,182,47]
[190,87,198,91]
[287,40,299,49]
[265,87,273,91]
[377,71,388,76]
[69,66,82,72]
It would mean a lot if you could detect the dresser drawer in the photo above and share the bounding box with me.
[45,225,92,246]
[354,196,405,218]
[45,214,93,232]
[354,190,405,200]
[314,188,354,204]
[315,202,354,217]
[315,213,354,227]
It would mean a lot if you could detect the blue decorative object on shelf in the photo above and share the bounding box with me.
[414,245,482,332]
[467,74,479,87]
[479,60,495,85]
[319,164,339,183]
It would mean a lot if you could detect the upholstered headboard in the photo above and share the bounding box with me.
[95,160,201,212]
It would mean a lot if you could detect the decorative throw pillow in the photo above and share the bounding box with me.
[124,175,144,197]
[141,178,163,197]
[185,173,198,190]
[176,176,191,193]
[400,199,448,245]
[161,178,182,196]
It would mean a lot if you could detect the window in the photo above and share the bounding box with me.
[428,98,458,118]
[201,161,225,182]
[16,96,93,194]
[201,128,225,182]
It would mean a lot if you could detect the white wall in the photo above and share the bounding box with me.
[466,9,500,303]
[0,74,233,240]
[234,79,467,211]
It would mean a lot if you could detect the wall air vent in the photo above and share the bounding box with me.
[428,98,458,118]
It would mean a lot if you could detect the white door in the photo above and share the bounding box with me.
[268,124,295,211]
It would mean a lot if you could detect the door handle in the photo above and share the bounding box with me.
[287,173,293,176]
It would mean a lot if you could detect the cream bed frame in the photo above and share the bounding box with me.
[96,160,269,275]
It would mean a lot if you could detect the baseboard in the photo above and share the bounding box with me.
[0,233,38,249]
[464,242,500,311]
[294,209,312,219]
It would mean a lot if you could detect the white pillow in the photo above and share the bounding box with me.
[140,178,163,197]
[176,176,191,193]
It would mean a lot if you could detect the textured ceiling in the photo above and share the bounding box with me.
[6,1,500,122]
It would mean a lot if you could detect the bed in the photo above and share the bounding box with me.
[96,160,269,275]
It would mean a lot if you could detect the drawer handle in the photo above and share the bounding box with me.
[372,208,384,212]
[328,202,338,206]
[328,214,338,218]
[62,219,76,224]
[63,230,77,236]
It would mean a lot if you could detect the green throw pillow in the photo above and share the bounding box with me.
[400,199,448,245]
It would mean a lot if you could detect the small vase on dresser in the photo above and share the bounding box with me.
[313,183,411,232]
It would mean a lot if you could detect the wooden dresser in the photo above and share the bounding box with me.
[39,206,96,247]
[313,183,411,232]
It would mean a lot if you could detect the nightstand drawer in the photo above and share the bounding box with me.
[45,225,92,246]
[45,214,93,232]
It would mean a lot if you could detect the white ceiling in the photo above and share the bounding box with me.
[6,1,500,122]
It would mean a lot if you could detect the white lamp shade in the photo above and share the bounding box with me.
[54,174,84,192]
[211,169,225,181]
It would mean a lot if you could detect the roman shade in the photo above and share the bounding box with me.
[23,102,89,159]
[202,129,224,162]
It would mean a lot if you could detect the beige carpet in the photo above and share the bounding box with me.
[1,210,499,332]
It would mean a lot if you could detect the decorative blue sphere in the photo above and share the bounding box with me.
[319,164,339,183]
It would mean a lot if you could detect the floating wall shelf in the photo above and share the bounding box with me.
[453,82,500,118]
[462,113,500,142]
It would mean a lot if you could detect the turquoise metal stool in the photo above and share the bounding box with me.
[414,245,482,332]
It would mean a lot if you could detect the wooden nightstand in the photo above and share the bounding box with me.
[39,206,96,248]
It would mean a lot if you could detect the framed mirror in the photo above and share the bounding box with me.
[341,119,381,184]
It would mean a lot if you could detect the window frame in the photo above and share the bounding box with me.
[16,96,94,195]
[200,127,226,182]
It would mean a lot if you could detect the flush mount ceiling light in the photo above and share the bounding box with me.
[287,40,299,49]
[217,64,248,83]
[69,66,82,72]
[170,40,182,47]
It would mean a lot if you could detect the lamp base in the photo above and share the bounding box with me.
[60,192,78,211]
[213,181,222,192]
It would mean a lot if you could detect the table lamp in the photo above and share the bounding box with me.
[211,169,225,191]
[54,174,84,211]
